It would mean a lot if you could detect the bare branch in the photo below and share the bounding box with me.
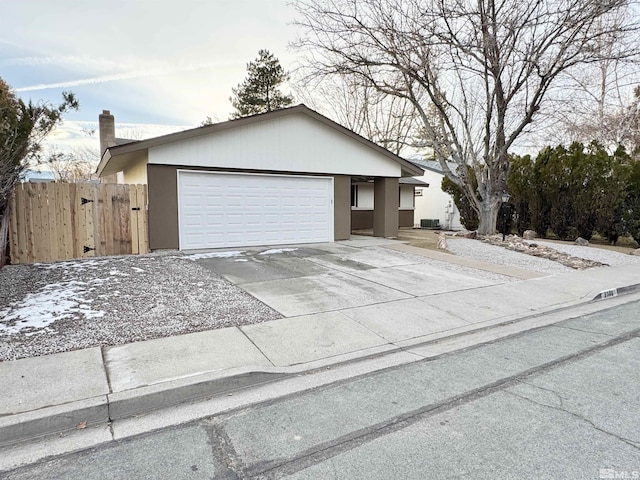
[292,0,640,232]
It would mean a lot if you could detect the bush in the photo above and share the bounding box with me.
[507,142,634,243]
[507,154,534,235]
[442,172,479,230]
[623,160,640,245]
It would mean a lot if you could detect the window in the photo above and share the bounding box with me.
[351,185,358,207]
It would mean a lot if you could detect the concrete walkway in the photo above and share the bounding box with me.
[385,243,546,279]
[2,237,640,448]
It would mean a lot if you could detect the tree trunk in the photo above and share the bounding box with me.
[0,206,9,268]
[477,198,500,235]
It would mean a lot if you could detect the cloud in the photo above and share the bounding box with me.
[45,120,194,152]
[0,55,122,69]
[39,120,194,163]
[14,61,237,92]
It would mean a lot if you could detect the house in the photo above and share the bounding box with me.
[409,158,463,230]
[96,105,424,250]
[21,169,55,183]
[350,177,428,230]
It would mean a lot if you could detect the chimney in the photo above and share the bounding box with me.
[99,109,116,156]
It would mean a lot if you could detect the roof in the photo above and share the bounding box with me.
[406,157,458,175]
[22,169,55,182]
[97,104,424,178]
[399,177,429,186]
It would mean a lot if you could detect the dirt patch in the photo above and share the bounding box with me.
[353,228,452,253]
[396,229,453,253]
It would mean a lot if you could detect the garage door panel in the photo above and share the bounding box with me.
[185,234,204,246]
[184,213,204,226]
[244,214,262,224]
[178,171,333,249]
[183,198,203,208]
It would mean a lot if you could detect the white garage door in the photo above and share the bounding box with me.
[178,171,334,250]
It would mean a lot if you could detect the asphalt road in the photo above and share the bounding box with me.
[4,300,640,480]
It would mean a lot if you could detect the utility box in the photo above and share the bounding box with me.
[420,219,440,229]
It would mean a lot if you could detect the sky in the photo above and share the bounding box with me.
[1,0,301,156]
[3,1,637,163]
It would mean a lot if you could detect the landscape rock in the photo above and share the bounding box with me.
[464,231,478,239]
[575,237,589,246]
[480,234,606,270]
[437,232,448,250]
[523,230,537,240]
[630,248,640,256]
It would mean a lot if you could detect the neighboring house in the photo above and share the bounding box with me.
[96,105,424,250]
[351,177,429,230]
[408,158,463,230]
[21,169,55,183]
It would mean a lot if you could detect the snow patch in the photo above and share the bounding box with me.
[259,248,298,256]
[0,281,105,335]
[234,259,249,262]
[184,251,245,260]
[131,267,145,273]
[37,259,112,271]
[109,269,130,276]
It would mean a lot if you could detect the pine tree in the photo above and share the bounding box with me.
[229,50,293,119]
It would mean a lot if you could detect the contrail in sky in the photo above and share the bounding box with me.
[16,71,153,91]
[14,61,235,92]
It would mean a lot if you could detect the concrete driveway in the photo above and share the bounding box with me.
[187,236,628,368]
[193,237,502,318]
[188,237,516,366]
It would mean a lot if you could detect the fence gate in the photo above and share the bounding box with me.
[8,182,148,264]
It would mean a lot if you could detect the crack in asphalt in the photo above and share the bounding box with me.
[554,324,616,337]
[506,390,640,451]
[516,379,568,408]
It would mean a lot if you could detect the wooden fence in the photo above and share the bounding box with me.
[8,182,148,264]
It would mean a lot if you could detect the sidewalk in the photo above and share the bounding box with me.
[2,249,640,448]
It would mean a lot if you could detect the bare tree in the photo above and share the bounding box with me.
[555,7,640,151]
[294,74,419,155]
[293,0,639,233]
[45,145,99,183]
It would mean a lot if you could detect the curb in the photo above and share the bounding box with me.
[3,285,640,448]
[108,369,287,420]
[0,396,108,449]
[0,370,289,449]
[592,283,640,301]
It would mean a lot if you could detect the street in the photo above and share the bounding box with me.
[3,299,640,479]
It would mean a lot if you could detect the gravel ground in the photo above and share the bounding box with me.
[528,240,640,267]
[447,238,572,275]
[0,254,281,361]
